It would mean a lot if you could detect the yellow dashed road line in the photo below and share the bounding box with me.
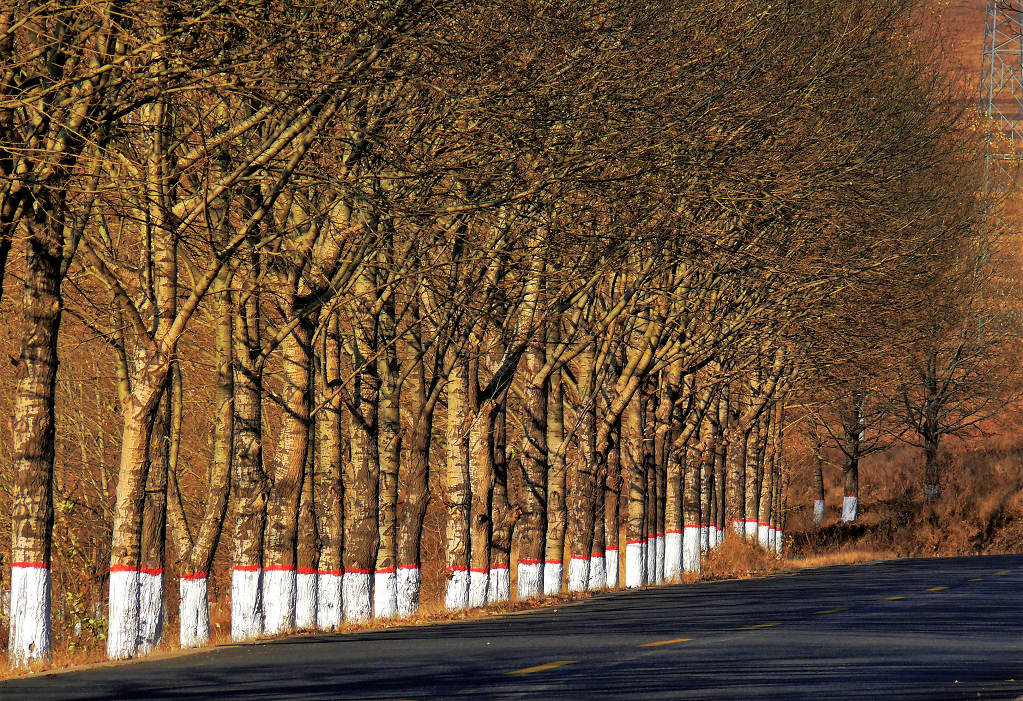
[969,577,984,582]
[640,637,691,647]
[885,595,904,601]
[815,607,846,615]
[926,586,948,592]
[508,660,577,676]
[995,570,1010,576]
[739,622,780,630]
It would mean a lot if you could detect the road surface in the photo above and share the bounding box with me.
[4,554,1023,699]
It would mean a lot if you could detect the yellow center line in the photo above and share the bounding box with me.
[815,607,846,615]
[969,577,984,582]
[640,637,692,647]
[508,660,577,676]
[885,595,904,601]
[995,570,1010,576]
[926,586,948,592]
[739,622,780,630]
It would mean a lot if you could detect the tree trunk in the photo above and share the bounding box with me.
[262,321,312,635]
[489,402,517,603]
[467,400,496,607]
[724,424,748,537]
[811,433,826,525]
[623,389,646,588]
[516,339,548,600]
[543,364,566,595]
[396,386,433,616]
[9,229,62,665]
[231,282,266,641]
[443,361,471,609]
[565,348,597,592]
[374,291,400,619]
[842,457,859,523]
[314,311,343,629]
[603,420,622,589]
[343,313,380,623]
[108,362,168,660]
[176,272,234,648]
[296,431,318,629]
[138,384,170,655]
[924,436,940,501]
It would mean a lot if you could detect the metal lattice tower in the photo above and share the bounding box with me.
[981,1,1023,179]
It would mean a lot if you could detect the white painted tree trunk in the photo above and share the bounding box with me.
[231,567,262,641]
[374,569,397,619]
[744,519,759,539]
[396,566,420,616]
[179,575,209,649]
[682,525,701,573]
[645,537,655,582]
[543,561,562,595]
[444,569,469,610]
[654,534,665,583]
[664,531,682,581]
[137,569,164,654]
[775,530,783,556]
[758,523,770,548]
[841,495,858,523]
[813,499,826,524]
[516,561,542,600]
[488,565,510,602]
[468,569,488,607]
[567,555,588,591]
[588,553,605,590]
[9,564,51,665]
[107,567,139,659]
[604,547,619,589]
[700,524,709,551]
[343,571,372,622]
[625,541,645,588]
[296,570,317,628]
[316,571,342,629]
[262,567,296,635]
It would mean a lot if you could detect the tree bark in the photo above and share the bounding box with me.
[443,361,471,609]
[516,338,548,599]
[9,222,63,665]
[262,320,312,635]
[314,311,343,629]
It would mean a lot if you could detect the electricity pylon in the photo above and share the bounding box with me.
[981,1,1023,182]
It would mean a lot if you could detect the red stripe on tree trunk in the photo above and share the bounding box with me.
[397,564,420,570]
[139,567,163,576]
[297,567,317,575]
[470,567,489,573]
[375,568,396,574]
[317,569,343,576]
[625,539,643,545]
[180,572,207,580]
[346,568,371,574]
[570,554,588,560]
[109,564,136,573]
[11,561,47,568]
[490,563,509,569]
[518,559,542,565]
[446,565,468,572]
[233,565,260,572]
[264,565,295,572]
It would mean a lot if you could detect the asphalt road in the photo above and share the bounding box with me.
[5,554,1023,700]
